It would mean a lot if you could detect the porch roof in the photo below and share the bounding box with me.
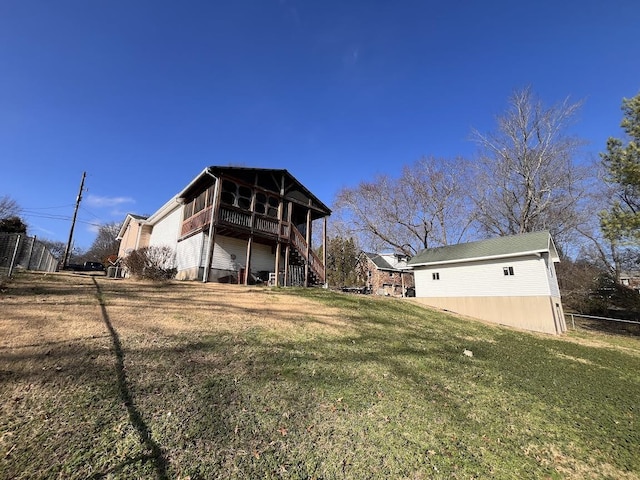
[177,166,332,216]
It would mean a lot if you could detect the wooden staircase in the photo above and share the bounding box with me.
[288,224,325,286]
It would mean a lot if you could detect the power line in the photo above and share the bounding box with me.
[22,204,76,211]
[21,211,103,227]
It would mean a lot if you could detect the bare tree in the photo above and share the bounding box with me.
[39,239,67,260]
[471,87,588,244]
[83,222,121,263]
[0,195,21,219]
[333,156,474,255]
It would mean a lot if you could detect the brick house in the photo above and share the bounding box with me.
[358,252,415,297]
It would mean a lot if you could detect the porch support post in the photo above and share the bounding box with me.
[202,173,221,283]
[244,236,252,286]
[284,243,290,287]
[323,216,328,286]
[243,182,257,286]
[274,175,285,287]
[274,242,281,287]
[284,200,293,287]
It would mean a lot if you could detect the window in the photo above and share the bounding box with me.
[432,272,440,280]
[503,266,514,276]
[182,185,215,220]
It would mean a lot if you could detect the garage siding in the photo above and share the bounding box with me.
[413,255,552,298]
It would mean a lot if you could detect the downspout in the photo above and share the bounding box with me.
[202,169,220,283]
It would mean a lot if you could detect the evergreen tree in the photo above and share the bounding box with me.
[325,236,361,287]
[600,92,640,245]
[0,216,27,234]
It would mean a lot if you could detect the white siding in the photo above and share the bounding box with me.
[543,253,561,297]
[176,233,205,272]
[414,254,553,298]
[148,206,182,249]
[211,235,275,273]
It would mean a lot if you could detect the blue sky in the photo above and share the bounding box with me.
[1,1,638,250]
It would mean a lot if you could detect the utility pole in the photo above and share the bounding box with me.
[62,172,86,267]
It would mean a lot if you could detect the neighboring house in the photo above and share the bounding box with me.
[116,213,150,257]
[358,252,414,297]
[619,272,640,293]
[117,166,331,286]
[408,231,566,335]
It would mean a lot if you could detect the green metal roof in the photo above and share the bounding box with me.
[408,231,559,267]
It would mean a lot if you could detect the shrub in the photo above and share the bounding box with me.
[123,246,177,281]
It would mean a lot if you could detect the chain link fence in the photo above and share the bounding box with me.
[0,233,59,278]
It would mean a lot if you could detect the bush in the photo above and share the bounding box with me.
[123,246,177,281]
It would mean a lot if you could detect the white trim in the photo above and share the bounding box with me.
[145,195,181,225]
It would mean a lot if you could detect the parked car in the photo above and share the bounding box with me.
[62,262,106,274]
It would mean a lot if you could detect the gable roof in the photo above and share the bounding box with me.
[363,252,411,271]
[177,166,331,216]
[116,213,149,240]
[408,231,559,267]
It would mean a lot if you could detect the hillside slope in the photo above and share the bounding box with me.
[1,272,639,479]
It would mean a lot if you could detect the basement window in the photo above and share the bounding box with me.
[432,272,440,280]
[503,266,514,276]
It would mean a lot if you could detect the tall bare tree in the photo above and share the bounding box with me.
[333,156,474,255]
[471,87,587,244]
[40,239,67,260]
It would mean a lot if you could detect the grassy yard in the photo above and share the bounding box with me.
[0,272,638,479]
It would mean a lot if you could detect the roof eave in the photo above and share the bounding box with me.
[145,196,182,225]
[408,249,554,268]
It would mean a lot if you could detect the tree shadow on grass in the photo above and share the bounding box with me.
[90,277,169,480]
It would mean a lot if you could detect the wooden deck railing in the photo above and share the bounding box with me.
[180,206,213,237]
[181,204,325,283]
[182,204,290,240]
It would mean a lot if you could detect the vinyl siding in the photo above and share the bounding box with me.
[176,233,205,272]
[211,235,275,273]
[543,253,561,297]
[118,223,138,257]
[138,225,152,249]
[413,254,552,298]
[148,206,182,249]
